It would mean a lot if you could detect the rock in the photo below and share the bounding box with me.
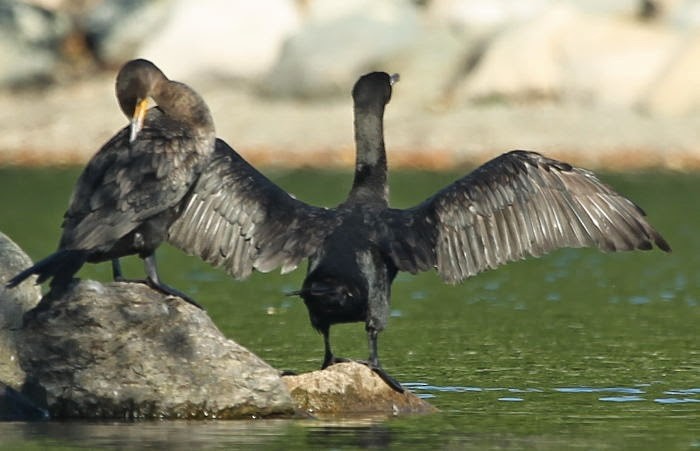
[457,4,681,107]
[0,231,41,330]
[666,0,700,30]
[0,231,40,390]
[642,30,700,115]
[0,0,71,88]
[136,0,301,82]
[262,0,421,98]
[426,0,552,32]
[382,26,479,110]
[283,362,437,416]
[81,0,172,67]
[16,281,295,419]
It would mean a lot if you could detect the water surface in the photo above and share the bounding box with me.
[0,166,697,450]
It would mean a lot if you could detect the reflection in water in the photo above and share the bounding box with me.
[0,420,295,450]
[302,420,393,449]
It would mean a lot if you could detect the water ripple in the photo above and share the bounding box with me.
[599,396,645,402]
[665,388,700,395]
[654,398,700,404]
[554,387,645,395]
[404,384,700,405]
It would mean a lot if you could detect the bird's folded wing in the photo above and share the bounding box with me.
[62,122,204,250]
[168,139,338,279]
[382,150,670,283]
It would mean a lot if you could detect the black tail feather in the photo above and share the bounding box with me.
[5,249,86,289]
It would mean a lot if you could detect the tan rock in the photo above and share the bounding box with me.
[283,362,437,417]
[459,5,681,107]
[642,30,700,115]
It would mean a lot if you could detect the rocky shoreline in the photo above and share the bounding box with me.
[2,74,699,172]
[2,0,700,172]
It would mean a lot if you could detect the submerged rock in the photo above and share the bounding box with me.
[283,362,437,416]
[16,281,295,419]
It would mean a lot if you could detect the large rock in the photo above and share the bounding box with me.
[262,0,421,98]
[16,281,295,419]
[0,0,70,88]
[283,363,436,416]
[136,0,301,82]
[457,4,681,107]
[0,232,41,330]
[642,30,700,115]
[81,0,172,67]
[0,232,40,389]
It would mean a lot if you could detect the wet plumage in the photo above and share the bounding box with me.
[7,59,215,308]
[168,72,669,391]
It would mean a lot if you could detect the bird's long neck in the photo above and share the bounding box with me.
[348,105,388,204]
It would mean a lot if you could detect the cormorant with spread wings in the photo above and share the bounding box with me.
[169,72,670,392]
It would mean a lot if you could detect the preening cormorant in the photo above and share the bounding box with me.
[168,72,670,391]
[7,59,215,308]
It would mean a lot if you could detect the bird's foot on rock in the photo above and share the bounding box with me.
[324,358,405,393]
[115,277,204,310]
[363,362,404,393]
[146,279,204,310]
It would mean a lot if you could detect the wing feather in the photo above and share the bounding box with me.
[381,150,669,283]
[168,139,338,279]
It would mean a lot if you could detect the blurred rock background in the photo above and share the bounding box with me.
[1,0,699,169]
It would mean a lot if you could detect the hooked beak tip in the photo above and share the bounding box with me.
[129,120,141,143]
[389,73,400,86]
[129,98,149,143]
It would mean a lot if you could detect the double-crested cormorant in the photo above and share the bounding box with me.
[7,59,215,308]
[168,72,670,391]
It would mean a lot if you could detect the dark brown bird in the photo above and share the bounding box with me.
[7,59,215,308]
[168,72,670,391]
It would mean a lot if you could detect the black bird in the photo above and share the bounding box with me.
[7,59,215,308]
[168,72,670,391]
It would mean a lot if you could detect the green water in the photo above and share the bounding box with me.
[0,166,698,450]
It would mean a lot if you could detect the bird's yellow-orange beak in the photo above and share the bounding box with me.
[129,98,150,142]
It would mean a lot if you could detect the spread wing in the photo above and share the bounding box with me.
[382,150,670,283]
[60,110,208,250]
[168,139,339,279]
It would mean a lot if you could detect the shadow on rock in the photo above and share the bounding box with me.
[15,280,295,420]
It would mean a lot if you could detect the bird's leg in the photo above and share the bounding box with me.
[320,325,351,369]
[142,253,204,310]
[364,328,404,393]
[318,325,403,392]
[111,259,124,281]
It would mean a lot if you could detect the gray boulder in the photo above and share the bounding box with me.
[81,0,171,67]
[0,232,40,389]
[16,281,295,419]
[263,0,421,98]
[0,0,70,88]
[0,231,41,330]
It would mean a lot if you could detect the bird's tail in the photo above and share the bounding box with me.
[5,249,86,289]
